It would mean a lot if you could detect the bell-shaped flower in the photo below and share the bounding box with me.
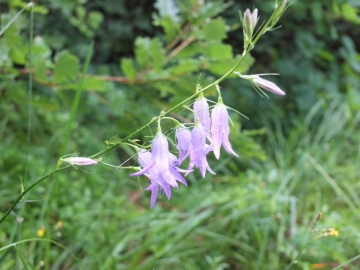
[131,148,188,208]
[175,125,191,165]
[188,119,215,178]
[193,93,211,138]
[210,97,239,159]
[131,133,178,187]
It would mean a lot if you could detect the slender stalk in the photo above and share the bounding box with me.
[26,2,34,187]
[0,165,71,224]
[0,3,33,36]
[0,7,282,224]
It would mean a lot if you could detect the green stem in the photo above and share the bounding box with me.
[0,3,33,36]
[0,7,281,224]
[0,166,70,224]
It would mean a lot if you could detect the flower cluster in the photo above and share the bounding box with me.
[130,92,239,208]
[129,7,287,208]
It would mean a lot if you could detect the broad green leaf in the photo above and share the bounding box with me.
[151,38,165,72]
[155,15,179,42]
[88,11,104,29]
[203,18,227,41]
[31,95,60,111]
[348,85,360,111]
[34,60,47,81]
[57,77,107,92]
[54,51,80,84]
[82,77,107,92]
[76,6,86,20]
[135,37,151,67]
[167,59,200,75]
[4,81,27,104]
[120,58,137,80]
[33,36,51,60]
[175,43,202,58]
[206,44,233,60]
[9,46,26,64]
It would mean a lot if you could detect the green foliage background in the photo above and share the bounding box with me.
[0,0,360,269]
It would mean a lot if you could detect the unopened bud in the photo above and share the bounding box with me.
[243,8,258,41]
[66,157,98,166]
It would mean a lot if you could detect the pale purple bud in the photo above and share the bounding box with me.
[251,76,285,96]
[66,157,97,166]
[188,123,215,178]
[175,126,191,164]
[244,8,258,40]
[210,98,239,159]
[193,93,211,136]
[234,72,286,96]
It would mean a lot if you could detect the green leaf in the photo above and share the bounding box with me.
[34,60,47,81]
[135,37,151,67]
[175,43,202,58]
[121,58,137,81]
[31,95,60,111]
[75,6,86,20]
[150,38,165,72]
[167,59,200,75]
[54,51,80,84]
[206,44,233,60]
[203,18,227,41]
[153,15,179,42]
[88,11,104,29]
[9,46,26,64]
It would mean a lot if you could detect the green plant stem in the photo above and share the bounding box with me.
[0,7,280,224]
[0,238,78,259]
[0,166,71,224]
[0,3,33,36]
[284,243,309,270]
[26,2,34,184]
[331,254,360,270]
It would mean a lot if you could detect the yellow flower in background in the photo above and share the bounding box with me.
[55,220,63,230]
[37,226,45,237]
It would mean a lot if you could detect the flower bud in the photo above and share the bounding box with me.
[66,157,98,166]
[243,8,258,42]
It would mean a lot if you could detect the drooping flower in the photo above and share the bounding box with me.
[234,72,285,96]
[193,93,211,137]
[175,125,191,164]
[131,147,188,208]
[188,119,215,178]
[209,97,239,159]
[131,133,178,187]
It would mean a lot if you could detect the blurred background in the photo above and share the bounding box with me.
[0,0,359,269]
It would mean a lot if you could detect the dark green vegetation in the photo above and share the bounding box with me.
[1,0,360,269]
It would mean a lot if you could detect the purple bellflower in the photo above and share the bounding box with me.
[210,97,239,159]
[175,126,191,165]
[194,93,211,138]
[188,119,215,178]
[130,133,188,208]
